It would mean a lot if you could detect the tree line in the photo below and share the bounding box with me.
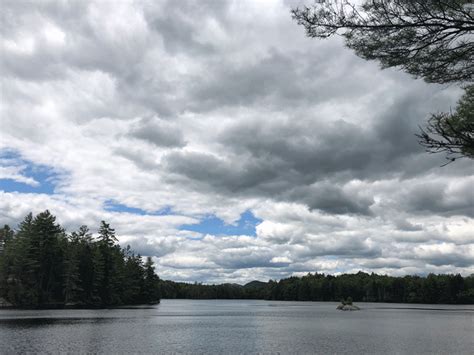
[160,272,474,304]
[0,211,160,308]
[1,211,473,307]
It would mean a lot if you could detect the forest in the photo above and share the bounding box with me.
[0,211,160,308]
[1,211,473,308]
[160,272,474,304]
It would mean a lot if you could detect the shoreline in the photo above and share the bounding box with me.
[3,299,474,310]
[0,300,160,310]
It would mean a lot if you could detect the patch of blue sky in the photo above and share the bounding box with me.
[153,206,174,215]
[0,149,62,194]
[180,210,262,237]
[104,200,174,216]
[104,201,147,215]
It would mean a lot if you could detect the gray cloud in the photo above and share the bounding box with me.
[1,0,473,283]
[413,244,474,268]
[129,117,186,148]
[401,178,474,217]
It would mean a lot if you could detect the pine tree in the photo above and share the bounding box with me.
[0,225,15,301]
[96,221,121,305]
[0,225,14,253]
[30,211,64,305]
[122,250,145,304]
[63,229,83,305]
[90,246,105,306]
[1,212,164,308]
[14,213,38,306]
[143,257,160,303]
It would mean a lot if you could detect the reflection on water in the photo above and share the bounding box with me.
[1,300,473,353]
[0,317,122,327]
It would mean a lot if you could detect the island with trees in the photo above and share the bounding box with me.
[337,297,360,311]
[1,211,473,308]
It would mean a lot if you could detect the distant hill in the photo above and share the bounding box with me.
[159,272,474,304]
[244,281,268,289]
[221,283,242,288]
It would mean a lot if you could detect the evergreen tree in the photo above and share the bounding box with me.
[97,221,119,305]
[63,229,83,305]
[143,257,160,303]
[30,211,65,305]
[90,246,105,306]
[0,225,14,252]
[0,211,163,308]
[13,213,38,306]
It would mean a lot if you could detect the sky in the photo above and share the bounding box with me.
[1,0,473,284]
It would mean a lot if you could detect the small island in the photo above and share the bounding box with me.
[337,297,360,311]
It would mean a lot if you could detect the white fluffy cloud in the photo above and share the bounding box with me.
[1,0,473,283]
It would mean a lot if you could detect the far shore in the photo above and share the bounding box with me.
[3,299,474,311]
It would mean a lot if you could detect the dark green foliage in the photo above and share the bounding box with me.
[1,212,473,306]
[292,1,474,162]
[0,225,14,250]
[97,221,120,305]
[159,272,474,304]
[417,85,474,163]
[0,212,161,308]
[292,0,474,84]
[143,257,161,303]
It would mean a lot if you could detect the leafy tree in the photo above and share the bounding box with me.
[416,85,474,163]
[292,0,473,161]
[292,0,473,84]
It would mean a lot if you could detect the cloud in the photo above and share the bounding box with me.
[129,117,186,148]
[401,176,474,217]
[0,165,39,187]
[0,0,473,283]
[413,243,474,268]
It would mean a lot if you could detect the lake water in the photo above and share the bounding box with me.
[1,300,473,353]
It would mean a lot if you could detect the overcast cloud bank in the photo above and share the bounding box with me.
[1,0,473,283]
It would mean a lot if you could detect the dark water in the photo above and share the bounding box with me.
[1,300,473,354]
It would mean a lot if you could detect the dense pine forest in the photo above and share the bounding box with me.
[0,211,160,308]
[1,211,473,308]
[161,273,474,304]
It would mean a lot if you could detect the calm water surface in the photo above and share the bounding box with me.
[1,300,473,354]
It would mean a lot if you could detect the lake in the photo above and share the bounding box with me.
[1,300,473,353]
